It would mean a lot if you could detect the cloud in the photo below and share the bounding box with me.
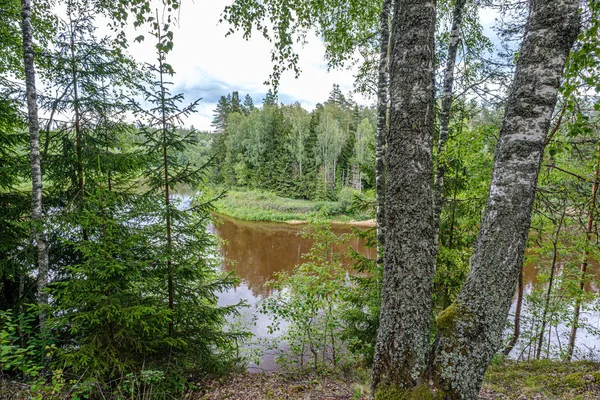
[121,0,362,131]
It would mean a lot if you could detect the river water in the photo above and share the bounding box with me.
[206,213,600,368]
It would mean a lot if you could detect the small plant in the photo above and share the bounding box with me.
[261,221,352,370]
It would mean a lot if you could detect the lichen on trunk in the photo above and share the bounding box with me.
[371,0,436,393]
[431,0,580,397]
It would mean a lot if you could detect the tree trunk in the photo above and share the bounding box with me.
[21,0,49,325]
[432,0,467,254]
[371,0,436,394]
[566,145,600,360]
[503,269,523,356]
[536,204,566,359]
[432,1,579,397]
[375,0,391,253]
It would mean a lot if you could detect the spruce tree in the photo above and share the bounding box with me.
[131,10,242,377]
[243,93,254,115]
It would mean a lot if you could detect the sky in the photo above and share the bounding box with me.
[123,1,364,131]
[108,1,502,132]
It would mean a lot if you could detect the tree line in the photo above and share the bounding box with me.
[210,85,377,201]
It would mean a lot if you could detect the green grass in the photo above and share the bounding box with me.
[482,359,600,399]
[213,189,371,223]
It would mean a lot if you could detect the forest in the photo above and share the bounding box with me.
[1,0,600,399]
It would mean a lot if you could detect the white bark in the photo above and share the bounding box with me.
[432,1,580,397]
[21,0,49,324]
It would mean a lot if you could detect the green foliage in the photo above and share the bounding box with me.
[261,222,352,370]
[211,85,377,202]
[260,222,380,371]
[338,227,381,365]
[214,189,370,222]
[0,308,47,380]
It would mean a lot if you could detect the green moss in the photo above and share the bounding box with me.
[436,302,458,332]
[374,384,442,400]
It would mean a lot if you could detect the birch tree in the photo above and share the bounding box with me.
[20,0,49,323]
[432,1,580,397]
[375,0,391,251]
[432,0,467,252]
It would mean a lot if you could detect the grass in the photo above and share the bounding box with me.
[481,359,600,399]
[213,188,371,223]
[198,360,600,399]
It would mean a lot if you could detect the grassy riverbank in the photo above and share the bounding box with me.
[4,360,600,398]
[198,360,600,399]
[213,189,373,224]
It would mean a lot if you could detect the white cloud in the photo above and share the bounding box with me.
[123,0,363,131]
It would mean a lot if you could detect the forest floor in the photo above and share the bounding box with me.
[213,189,373,224]
[196,360,600,399]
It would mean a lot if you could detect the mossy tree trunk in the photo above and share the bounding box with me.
[371,0,436,393]
[431,0,579,397]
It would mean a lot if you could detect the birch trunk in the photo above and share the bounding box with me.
[432,1,579,397]
[432,0,467,253]
[371,0,436,393]
[21,0,49,324]
[375,0,391,252]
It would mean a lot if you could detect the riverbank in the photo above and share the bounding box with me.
[197,360,600,399]
[213,189,374,225]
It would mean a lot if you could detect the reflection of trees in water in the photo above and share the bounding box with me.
[521,254,600,294]
[213,217,375,298]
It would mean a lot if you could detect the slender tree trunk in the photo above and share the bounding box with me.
[503,269,523,356]
[69,21,89,241]
[155,13,174,336]
[567,145,600,360]
[432,0,467,254]
[70,24,84,198]
[371,0,436,394]
[21,0,49,325]
[432,1,579,397]
[536,205,566,359]
[375,0,391,253]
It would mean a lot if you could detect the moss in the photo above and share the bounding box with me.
[374,384,442,400]
[436,302,458,332]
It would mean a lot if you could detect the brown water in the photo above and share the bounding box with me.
[208,212,600,366]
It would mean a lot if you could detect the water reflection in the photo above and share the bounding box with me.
[207,210,600,365]
[211,215,375,298]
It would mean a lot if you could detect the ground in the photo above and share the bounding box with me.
[195,361,600,400]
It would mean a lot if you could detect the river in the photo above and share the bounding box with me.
[207,213,600,368]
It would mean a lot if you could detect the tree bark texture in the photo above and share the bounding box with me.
[432,1,579,397]
[371,0,436,393]
[21,0,49,323]
[432,0,467,254]
[375,0,392,253]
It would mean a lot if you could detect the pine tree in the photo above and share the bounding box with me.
[211,95,231,133]
[230,91,242,114]
[263,88,278,107]
[243,93,254,115]
[130,10,242,378]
